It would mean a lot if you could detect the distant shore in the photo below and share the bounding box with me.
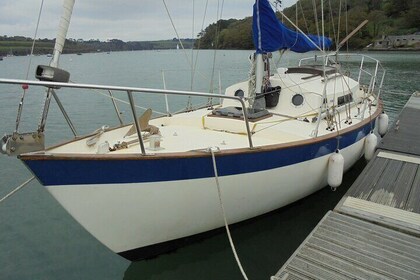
[365,48,420,52]
[0,37,195,57]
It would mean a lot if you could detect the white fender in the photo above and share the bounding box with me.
[328,150,344,190]
[378,112,389,137]
[364,132,378,161]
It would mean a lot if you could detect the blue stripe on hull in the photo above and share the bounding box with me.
[23,123,372,186]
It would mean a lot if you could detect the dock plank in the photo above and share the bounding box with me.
[311,230,420,273]
[323,212,420,254]
[406,170,420,213]
[394,162,419,208]
[339,197,420,235]
[345,155,420,212]
[371,159,403,206]
[273,211,420,280]
[305,238,419,279]
[274,93,420,280]
[346,155,388,199]
[379,93,420,156]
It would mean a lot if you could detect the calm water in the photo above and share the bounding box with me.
[0,50,418,279]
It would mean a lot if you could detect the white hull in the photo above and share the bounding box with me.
[0,0,387,265]
[46,138,365,254]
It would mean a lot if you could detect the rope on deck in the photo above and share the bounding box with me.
[0,176,35,204]
[209,147,249,280]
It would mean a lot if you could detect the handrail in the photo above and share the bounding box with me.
[126,90,146,155]
[299,53,384,68]
[298,53,386,122]
[298,53,385,97]
[0,78,254,151]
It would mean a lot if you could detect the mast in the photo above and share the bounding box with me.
[38,0,75,133]
[1,0,76,156]
[254,54,264,98]
[51,0,75,68]
[252,0,265,110]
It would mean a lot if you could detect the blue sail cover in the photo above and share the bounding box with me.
[253,0,332,53]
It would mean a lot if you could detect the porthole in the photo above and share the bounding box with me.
[291,94,304,106]
[234,89,244,99]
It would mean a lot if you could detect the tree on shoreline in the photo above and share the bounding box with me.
[195,0,420,50]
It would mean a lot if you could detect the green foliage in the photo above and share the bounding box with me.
[2,0,418,55]
[195,0,420,51]
[195,17,254,50]
[218,18,254,49]
[0,36,194,56]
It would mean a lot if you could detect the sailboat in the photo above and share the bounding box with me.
[6,48,14,57]
[0,0,387,260]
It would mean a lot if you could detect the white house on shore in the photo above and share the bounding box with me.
[371,33,420,50]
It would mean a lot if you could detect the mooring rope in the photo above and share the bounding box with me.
[209,147,249,280]
[0,176,35,204]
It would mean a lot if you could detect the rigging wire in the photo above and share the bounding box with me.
[278,10,326,54]
[191,0,209,91]
[321,0,325,52]
[337,0,342,49]
[185,0,196,110]
[328,0,337,44]
[345,0,349,53]
[289,0,300,48]
[68,80,167,116]
[338,73,353,120]
[312,0,321,38]
[15,0,45,132]
[191,0,195,91]
[162,0,196,110]
[209,0,225,94]
[69,77,224,118]
[207,0,225,106]
[162,0,192,68]
[162,0,215,110]
[298,1,310,34]
[25,0,45,79]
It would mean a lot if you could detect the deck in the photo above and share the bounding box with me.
[273,92,420,280]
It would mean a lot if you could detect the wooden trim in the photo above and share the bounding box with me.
[20,102,382,161]
[45,124,129,150]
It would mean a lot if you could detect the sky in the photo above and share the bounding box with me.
[0,0,294,41]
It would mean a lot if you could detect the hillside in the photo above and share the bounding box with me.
[0,37,194,57]
[2,0,418,56]
[196,0,420,50]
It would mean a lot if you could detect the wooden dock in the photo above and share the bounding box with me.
[273,92,420,280]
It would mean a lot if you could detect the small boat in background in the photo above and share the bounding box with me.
[0,0,387,261]
[6,47,15,57]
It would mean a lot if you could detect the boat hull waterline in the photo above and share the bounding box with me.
[21,117,376,260]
